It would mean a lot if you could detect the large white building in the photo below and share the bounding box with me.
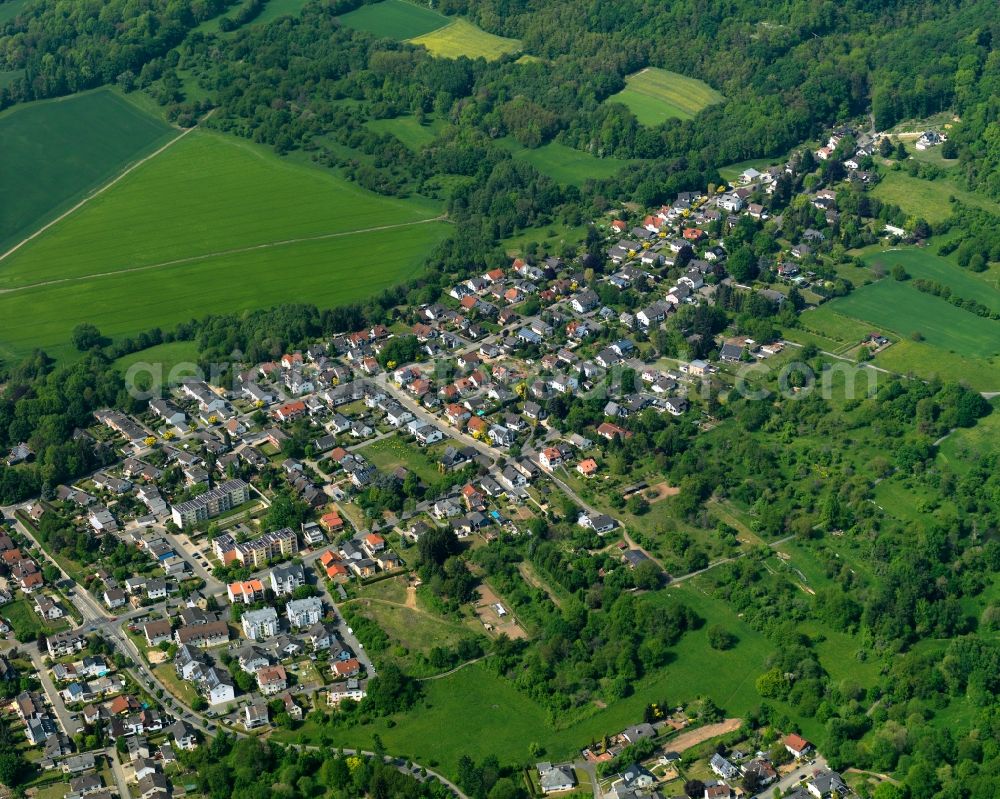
[241,607,279,641]
[286,597,322,628]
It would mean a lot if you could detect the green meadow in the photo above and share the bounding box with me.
[0,220,446,361]
[0,0,31,24]
[0,130,442,289]
[864,247,1000,313]
[338,0,449,39]
[0,129,448,360]
[367,115,446,150]
[339,0,521,60]
[831,281,999,356]
[500,140,629,186]
[0,89,173,252]
[608,68,723,126]
[872,169,1000,223]
[278,581,775,772]
[789,247,1000,389]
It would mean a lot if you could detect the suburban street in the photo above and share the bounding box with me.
[753,756,829,799]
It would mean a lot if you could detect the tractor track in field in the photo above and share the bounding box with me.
[0,215,449,295]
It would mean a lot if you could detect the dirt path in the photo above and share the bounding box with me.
[668,718,742,752]
[0,124,196,265]
[0,215,449,295]
[405,584,418,610]
[418,653,492,681]
[517,561,563,608]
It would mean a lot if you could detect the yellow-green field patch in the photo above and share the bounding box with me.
[608,67,723,126]
[408,18,521,60]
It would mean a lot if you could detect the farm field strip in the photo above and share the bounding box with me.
[0,125,190,265]
[0,220,449,361]
[0,130,443,289]
[337,0,450,39]
[0,88,175,253]
[338,0,520,59]
[0,215,445,295]
[863,247,1000,312]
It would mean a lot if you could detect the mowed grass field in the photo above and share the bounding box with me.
[500,140,629,186]
[0,129,448,359]
[0,89,174,252]
[937,399,1000,473]
[608,67,724,126]
[831,280,999,355]
[409,18,521,60]
[865,248,1000,313]
[338,0,449,39]
[0,0,30,24]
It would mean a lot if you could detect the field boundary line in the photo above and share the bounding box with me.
[0,216,448,295]
[0,124,196,265]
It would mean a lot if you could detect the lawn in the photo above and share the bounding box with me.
[338,0,449,39]
[153,663,201,707]
[350,597,474,674]
[499,139,629,186]
[607,68,723,126]
[356,438,443,486]
[864,339,1000,391]
[0,129,449,360]
[0,88,174,253]
[2,598,69,639]
[872,169,1000,223]
[717,157,780,184]
[408,18,522,60]
[367,115,445,150]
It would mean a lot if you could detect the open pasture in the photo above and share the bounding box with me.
[828,278,1000,357]
[871,169,999,223]
[607,67,723,126]
[0,89,173,252]
[500,139,629,186]
[863,247,1000,313]
[337,0,449,39]
[0,219,446,361]
[367,115,445,150]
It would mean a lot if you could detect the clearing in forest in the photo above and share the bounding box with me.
[608,67,724,126]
